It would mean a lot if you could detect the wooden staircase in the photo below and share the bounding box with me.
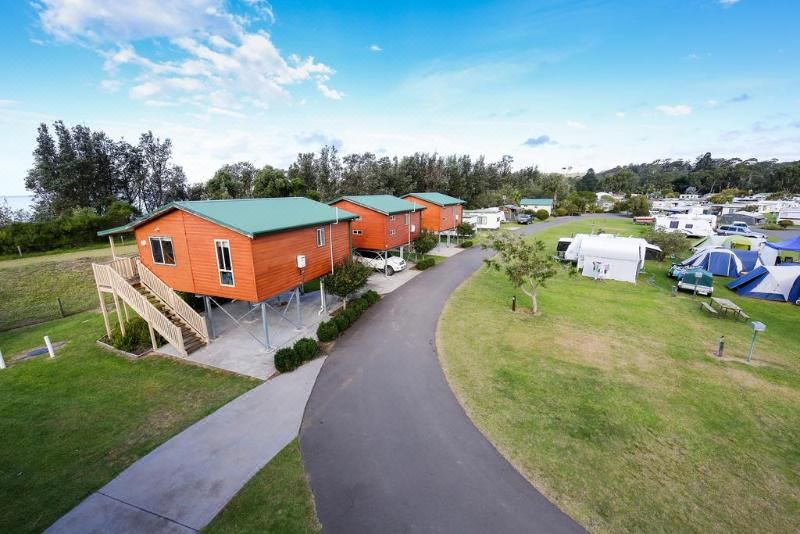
[133,281,206,354]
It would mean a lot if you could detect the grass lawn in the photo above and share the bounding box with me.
[205,439,321,534]
[0,312,258,534]
[0,243,137,331]
[438,218,800,533]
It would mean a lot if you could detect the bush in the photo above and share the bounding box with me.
[364,290,380,305]
[461,240,473,248]
[414,230,439,256]
[109,316,160,354]
[316,320,339,342]
[333,313,351,332]
[343,307,358,324]
[779,219,794,228]
[416,257,436,270]
[456,222,475,238]
[350,298,368,316]
[535,209,549,221]
[554,207,568,217]
[293,338,320,362]
[274,347,299,373]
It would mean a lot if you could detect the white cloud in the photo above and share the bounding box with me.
[566,120,586,129]
[719,0,740,6]
[36,1,341,108]
[656,104,692,116]
[0,99,18,107]
[100,79,121,93]
[615,112,625,118]
[369,44,382,52]
[706,99,720,108]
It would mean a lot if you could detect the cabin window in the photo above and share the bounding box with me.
[316,227,326,247]
[404,213,410,225]
[478,216,487,225]
[353,229,363,235]
[149,236,175,266]
[214,239,235,287]
[685,223,693,229]
[389,228,396,236]
[669,221,679,229]
[389,215,396,222]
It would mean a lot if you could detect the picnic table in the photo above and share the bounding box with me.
[710,297,745,319]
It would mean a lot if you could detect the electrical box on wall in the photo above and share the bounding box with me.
[297,255,306,268]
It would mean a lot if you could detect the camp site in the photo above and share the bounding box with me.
[2,2,800,533]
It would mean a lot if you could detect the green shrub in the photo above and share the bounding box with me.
[343,308,358,324]
[554,207,568,217]
[779,219,794,228]
[316,320,339,342]
[350,298,368,316]
[275,347,299,373]
[364,290,381,304]
[416,257,436,270]
[109,316,160,354]
[333,313,351,332]
[461,240,473,248]
[293,338,320,362]
[535,209,549,221]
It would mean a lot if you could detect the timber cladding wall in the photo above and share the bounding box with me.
[405,196,462,232]
[135,209,258,301]
[135,208,352,302]
[331,199,422,251]
[251,220,351,301]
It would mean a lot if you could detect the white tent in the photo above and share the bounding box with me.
[578,236,642,283]
[564,234,659,271]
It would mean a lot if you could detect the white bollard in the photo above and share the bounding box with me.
[44,336,55,358]
[0,349,6,369]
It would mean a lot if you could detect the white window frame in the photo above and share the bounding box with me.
[353,229,363,235]
[389,228,397,236]
[389,215,396,222]
[149,236,176,266]
[404,213,410,225]
[316,227,326,247]
[214,239,235,287]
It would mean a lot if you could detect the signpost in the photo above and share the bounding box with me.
[747,321,766,363]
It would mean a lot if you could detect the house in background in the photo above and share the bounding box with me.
[462,207,504,230]
[401,192,465,244]
[94,198,356,356]
[328,194,425,259]
[520,198,554,214]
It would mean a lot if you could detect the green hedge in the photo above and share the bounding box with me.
[0,201,135,255]
[416,257,436,270]
[461,240,473,248]
[314,292,381,344]
[275,338,322,373]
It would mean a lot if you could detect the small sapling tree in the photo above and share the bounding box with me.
[326,258,372,309]
[413,229,438,259]
[484,232,558,315]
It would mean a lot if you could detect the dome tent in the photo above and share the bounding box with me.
[760,236,800,266]
[669,247,762,278]
[727,264,800,304]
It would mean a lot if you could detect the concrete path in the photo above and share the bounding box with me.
[301,216,610,533]
[47,357,325,533]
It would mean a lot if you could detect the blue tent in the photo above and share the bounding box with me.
[727,264,800,304]
[761,236,800,266]
[671,247,762,278]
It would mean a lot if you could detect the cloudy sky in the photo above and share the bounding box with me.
[1,0,798,195]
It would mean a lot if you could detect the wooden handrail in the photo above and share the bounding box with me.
[136,260,209,342]
[108,256,138,280]
[93,263,186,356]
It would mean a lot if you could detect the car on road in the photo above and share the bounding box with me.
[516,213,533,224]
[354,250,407,275]
[716,224,765,239]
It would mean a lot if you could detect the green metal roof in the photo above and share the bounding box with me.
[401,192,465,206]
[98,198,357,238]
[520,198,554,206]
[330,195,426,215]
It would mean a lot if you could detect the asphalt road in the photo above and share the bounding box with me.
[300,216,606,534]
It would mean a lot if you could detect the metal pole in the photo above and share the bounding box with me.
[320,278,327,314]
[204,296,216,339]
[296,286,303,327]
[0,349,6,370]
[717,336,724,358]
[747,330,758,363]
[261,302,271,350]
[44,336,55,358]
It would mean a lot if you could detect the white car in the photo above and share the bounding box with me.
[717,224,765,239]
[354,250,407,276]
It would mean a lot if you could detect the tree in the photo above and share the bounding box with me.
[628,195,651,216]
[577,168,598,192]
[206,162,256,199]
[456,221,475,238]
[325,258,372,309]
[484,232,558,314]
[253,165,294,198]
[642,228,689,260]
[413,230,438,257]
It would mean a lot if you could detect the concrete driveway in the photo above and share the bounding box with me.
[300,216,611,533]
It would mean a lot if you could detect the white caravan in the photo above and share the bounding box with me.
[654,214,716,237]
[462,208,503,230]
